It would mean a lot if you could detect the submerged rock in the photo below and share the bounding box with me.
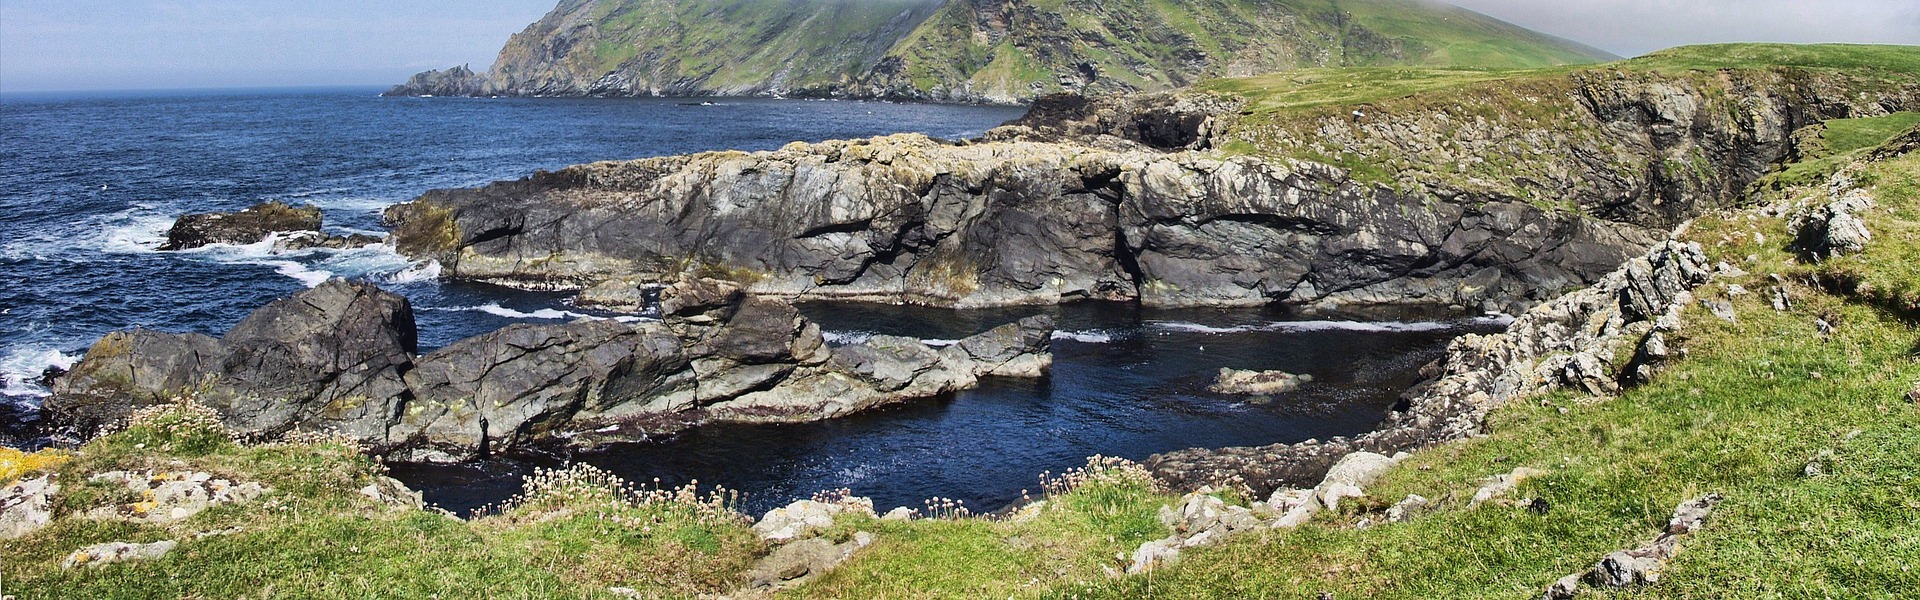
[1209,369,1312,395]
[49,278,1052,462]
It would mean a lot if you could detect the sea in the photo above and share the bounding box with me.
[0,87,1505,515]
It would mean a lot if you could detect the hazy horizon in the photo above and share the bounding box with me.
[3,0,1917,93]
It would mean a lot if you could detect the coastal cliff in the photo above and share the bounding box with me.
[384,0,1614,103]
[383,47,1920,313]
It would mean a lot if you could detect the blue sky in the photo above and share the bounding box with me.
[0,1,555,92]
[2,0,1917,93]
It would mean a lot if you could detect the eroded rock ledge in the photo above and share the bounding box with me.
[383,68,1914,313]
[47,278,1052,463]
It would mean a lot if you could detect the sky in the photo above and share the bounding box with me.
[2,0,1918,93]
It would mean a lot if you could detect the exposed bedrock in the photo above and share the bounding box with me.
[384,69,1914,312]
[46,279,1053,462]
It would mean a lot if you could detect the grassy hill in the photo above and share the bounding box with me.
[394,0,1617,103]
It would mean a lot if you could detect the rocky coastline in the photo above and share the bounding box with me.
[382,66,1918,315]
[45,277,1052,463]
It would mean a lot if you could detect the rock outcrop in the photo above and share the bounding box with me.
[1,475,59,539]
[1147,240,1716,497]
[159,201,380,251]
[385,67,1913,313]
[1209,369,1312,395]
[1543,493,1724,598]
[47,278,1053,462]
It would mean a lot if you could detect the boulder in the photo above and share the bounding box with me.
[1471,467,1549,507]
[1,475,59,539]
[1792,190,1875,260]
[1209,369,1313,395]
[85,471,270,524]
[753,497,875,543]
[62,541,177,569]
[746,532,876,588]
[159,201,323,251]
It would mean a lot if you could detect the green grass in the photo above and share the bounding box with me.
[2,406,761,599]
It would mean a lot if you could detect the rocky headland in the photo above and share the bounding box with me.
[383,60,1919,315]
[46,277,1052,463]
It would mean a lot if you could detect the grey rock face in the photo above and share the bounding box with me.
[50,278,1052,462]
[48,279,415,441]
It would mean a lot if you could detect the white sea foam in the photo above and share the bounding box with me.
[382,260,443,285]
[96,210,175,255]
[1149,316,1508,335]
[475,303,585,320]
[821,331,875,346]
[920,338,961,347]
[1052,329,1118,344]
[1,346,78,400]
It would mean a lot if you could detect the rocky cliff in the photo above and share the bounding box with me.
[47,279,1053,462]
[385,0,1614,103]
[383,56,1920,313]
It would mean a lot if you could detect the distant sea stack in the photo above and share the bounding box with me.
[385,0,1617,104]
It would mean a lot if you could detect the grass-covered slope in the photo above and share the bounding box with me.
[483,0,945,97]
[404,0,1616,102]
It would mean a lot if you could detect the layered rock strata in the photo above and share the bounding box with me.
[47,279,1052,462]
[385,68,1914,313]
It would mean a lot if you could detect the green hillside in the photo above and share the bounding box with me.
[391,0,1618,102]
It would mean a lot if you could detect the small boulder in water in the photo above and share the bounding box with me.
[36,365,67,388]
[159,201,323,250]
[1209,368,1312,395]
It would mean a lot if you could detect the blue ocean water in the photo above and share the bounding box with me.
[0,87,1503,515]
[0,87,1026,389]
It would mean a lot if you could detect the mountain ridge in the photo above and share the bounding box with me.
[387,0,1618,104]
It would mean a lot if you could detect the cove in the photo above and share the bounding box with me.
[390,301,1507,516]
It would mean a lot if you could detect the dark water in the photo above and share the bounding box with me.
[2,87,1505,516]
[390,303,1505,516]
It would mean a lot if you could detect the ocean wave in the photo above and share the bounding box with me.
[1149,316,1508,335]
[428,303,651,324]
[1052,329,1119,344]
[382,260,442,285]
[173,234,426,288]
[821,331,875,346]
[1,346,78,400]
